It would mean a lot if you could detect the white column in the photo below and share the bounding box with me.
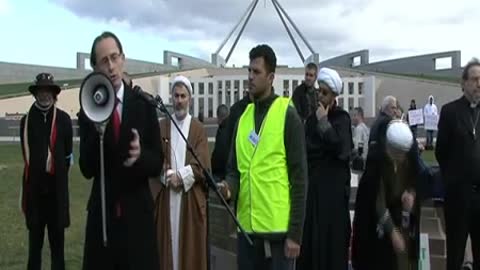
[193,81,199,117]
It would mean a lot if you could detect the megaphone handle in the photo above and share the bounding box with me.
[99,131,108,247]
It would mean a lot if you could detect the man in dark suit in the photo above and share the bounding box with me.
[436,58,480,270]
[78,31,163,270]
[21,72,73,270]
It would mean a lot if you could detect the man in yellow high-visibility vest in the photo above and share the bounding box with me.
[219,44,308,270]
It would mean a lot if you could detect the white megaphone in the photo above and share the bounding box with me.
[79,71,115,248]
[79,72,116,125]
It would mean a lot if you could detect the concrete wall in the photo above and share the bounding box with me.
[320,50,370,68]
[357,51,463,78]
[0,61,90,84]
[76,52,179,74]
[164,51,216,70]
[374,73,462,114]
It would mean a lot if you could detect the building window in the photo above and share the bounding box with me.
[243,80,249,91]
[338,97,344,109]
[191,83,195,95]
[199,82,204,95]
[208,98,213,117]
[217,90,223,104]
[208,82,213,95]
[283,80,290,92]
[217,80,223,90]
[226,81,231,91]
[293,80,299,89]
[199,97,204,117]
[348,97,355,111]
[348,82,354,95]
[234,80,240,101]
[358,82,364,95]
[358,97,365,109]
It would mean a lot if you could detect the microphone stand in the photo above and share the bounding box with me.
[149,95,253,247]
[94,122,108,247]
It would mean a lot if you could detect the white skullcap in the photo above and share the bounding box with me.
[386,120,413,152]
[317,67,343,95]
[171,75,192,95]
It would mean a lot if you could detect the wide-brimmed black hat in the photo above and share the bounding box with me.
[28,73,61,95]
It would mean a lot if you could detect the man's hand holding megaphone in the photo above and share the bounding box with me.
[123,128,141,167]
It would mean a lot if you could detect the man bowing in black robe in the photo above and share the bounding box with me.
[296,67,353,270]
[352,120,422,270]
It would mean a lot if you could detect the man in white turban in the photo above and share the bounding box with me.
[150,75,210,270]
[352,120,422,270]
[296,67,354,270]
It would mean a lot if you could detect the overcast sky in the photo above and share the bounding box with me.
[0,0,479,68]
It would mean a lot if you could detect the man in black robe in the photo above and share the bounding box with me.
[20,72,73,270]
[436,58,480,270]
[352,120,422,270]
[296,67,353,270]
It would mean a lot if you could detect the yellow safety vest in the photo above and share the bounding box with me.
[235,97,291,233]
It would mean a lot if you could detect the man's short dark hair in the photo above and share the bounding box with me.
[354,107,364,118]
[305,62,318,73]
[462,57,480,81]
[249,44,277,74]
[216,104,229,118]
[90,31,124,69]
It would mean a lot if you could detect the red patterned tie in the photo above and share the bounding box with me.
[111,98,121,143]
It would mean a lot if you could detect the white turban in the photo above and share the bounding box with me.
[386,120,413,152]
[171,75,192,95]
[317,67,343,95]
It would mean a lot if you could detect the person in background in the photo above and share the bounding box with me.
[296,67,353,270]
[407,99,418,138]
[424,95,438,150]
[211,104,230,182]
[21,72,73,270]
[292,62,318,122]
[436,58,480,270]
[352,106,370,161]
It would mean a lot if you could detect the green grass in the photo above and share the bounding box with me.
[0,79,85,99]
[421,150,437,165]
[0,144,88,269]
[0,70,177,99]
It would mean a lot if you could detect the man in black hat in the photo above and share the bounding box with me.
[20,72,73,270]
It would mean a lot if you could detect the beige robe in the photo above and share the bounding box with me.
[150,116,210,270]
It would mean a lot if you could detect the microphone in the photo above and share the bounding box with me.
[132,86,157,106]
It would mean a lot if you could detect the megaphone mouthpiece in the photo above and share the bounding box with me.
[93,87,109,105]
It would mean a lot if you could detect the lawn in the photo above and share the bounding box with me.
[0,79,84,99]
[0,143,437,269]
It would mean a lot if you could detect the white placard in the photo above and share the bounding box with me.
[408,109,424,126]
[424,114,439,131]
[419,233,431,270]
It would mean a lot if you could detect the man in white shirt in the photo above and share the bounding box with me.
[423,95,438,150]
[352,107,370,160]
